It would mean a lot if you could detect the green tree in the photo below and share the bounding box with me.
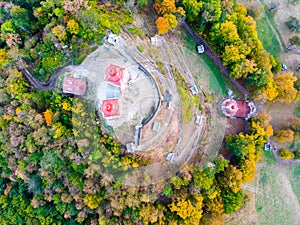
[221,190,243,214]
[285,17,300,33]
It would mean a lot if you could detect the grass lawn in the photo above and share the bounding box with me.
[256,151,300,225]
[256,17,281,58]
[294,103,300,118]
[173,69,194,124]
[288,164,300,201]
[180,30,244,99]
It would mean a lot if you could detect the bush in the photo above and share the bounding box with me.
[247,4,264,20]
[285,17,300,33]
[137,46,144,52]
[293,151,300,159]
[274,129,294,143]
[278,149,294,160]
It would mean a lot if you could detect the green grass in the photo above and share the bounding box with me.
[182,30,243,98]
[173,69,194,124]
[294,103,300,118]
[263,150,276,165]
[256,150,300,225]
[256,17,281,57]
[288,164,300,200]
[137,46,144,53]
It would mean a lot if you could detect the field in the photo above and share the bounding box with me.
[256,151,300,225]
[256,17,281,57]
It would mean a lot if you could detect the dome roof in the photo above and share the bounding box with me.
[221,99,238,116]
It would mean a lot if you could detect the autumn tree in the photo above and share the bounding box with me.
[154,0,184,34]
[278,149,294,160]
[168,194,203,224]
[217,165,243,193]
[274,129,294,143]
[156,16,171,35]
[67,19,80,35]
[274,72,298,103]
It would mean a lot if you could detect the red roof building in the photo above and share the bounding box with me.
[105,64,124,86]
[221,99,256,119]
[63,77,86,95]
[101,99,120,118]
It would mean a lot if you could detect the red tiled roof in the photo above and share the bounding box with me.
[221,99,251,118]
[235,101,250,118]
[63,77,86,95]
[101,99,120,118]
[105,64,124,86]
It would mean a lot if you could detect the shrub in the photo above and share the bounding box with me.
[278,149,294,160]
[274,129,294,143]
[293,151,300,159]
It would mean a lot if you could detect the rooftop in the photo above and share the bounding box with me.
[62,77,86,95]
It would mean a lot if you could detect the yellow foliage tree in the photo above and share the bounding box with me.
[206,193,224,214]
[164,13,178,29]
[274,129,294,143]
[43,109,53,125]
[53,122,67,139]
[169,195,203,224]
[278,149,294,160]
[51,25,67,41]
[67,19,79,35]
[0,49,8,70]
[83,194,103,209]
[62,101,72,111]
[259,80,278,101]
[154,0,176,15]
[274,72,298,103]
[240,159,256,182]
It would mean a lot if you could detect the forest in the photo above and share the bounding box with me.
[0,0,299,224]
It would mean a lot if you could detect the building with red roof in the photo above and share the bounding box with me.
[221,98,256,120]
[105,64,124,86]
[63,77,87,95]
[101,99,120,118]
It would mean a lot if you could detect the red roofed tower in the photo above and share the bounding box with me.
[220,98,256,119]
[105,64,124,86]
[101,99,120,118]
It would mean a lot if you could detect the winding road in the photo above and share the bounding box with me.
[20,66,68,91]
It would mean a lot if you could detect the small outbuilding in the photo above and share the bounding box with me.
[189,86,199,95]
[152,122,161,131]
[63,77,87,95]
[166,152,174,161]
[197,45,204,53]
[195,115,204,125]
[264,143,272,151]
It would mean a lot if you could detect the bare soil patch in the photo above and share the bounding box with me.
[262,101,298,130]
